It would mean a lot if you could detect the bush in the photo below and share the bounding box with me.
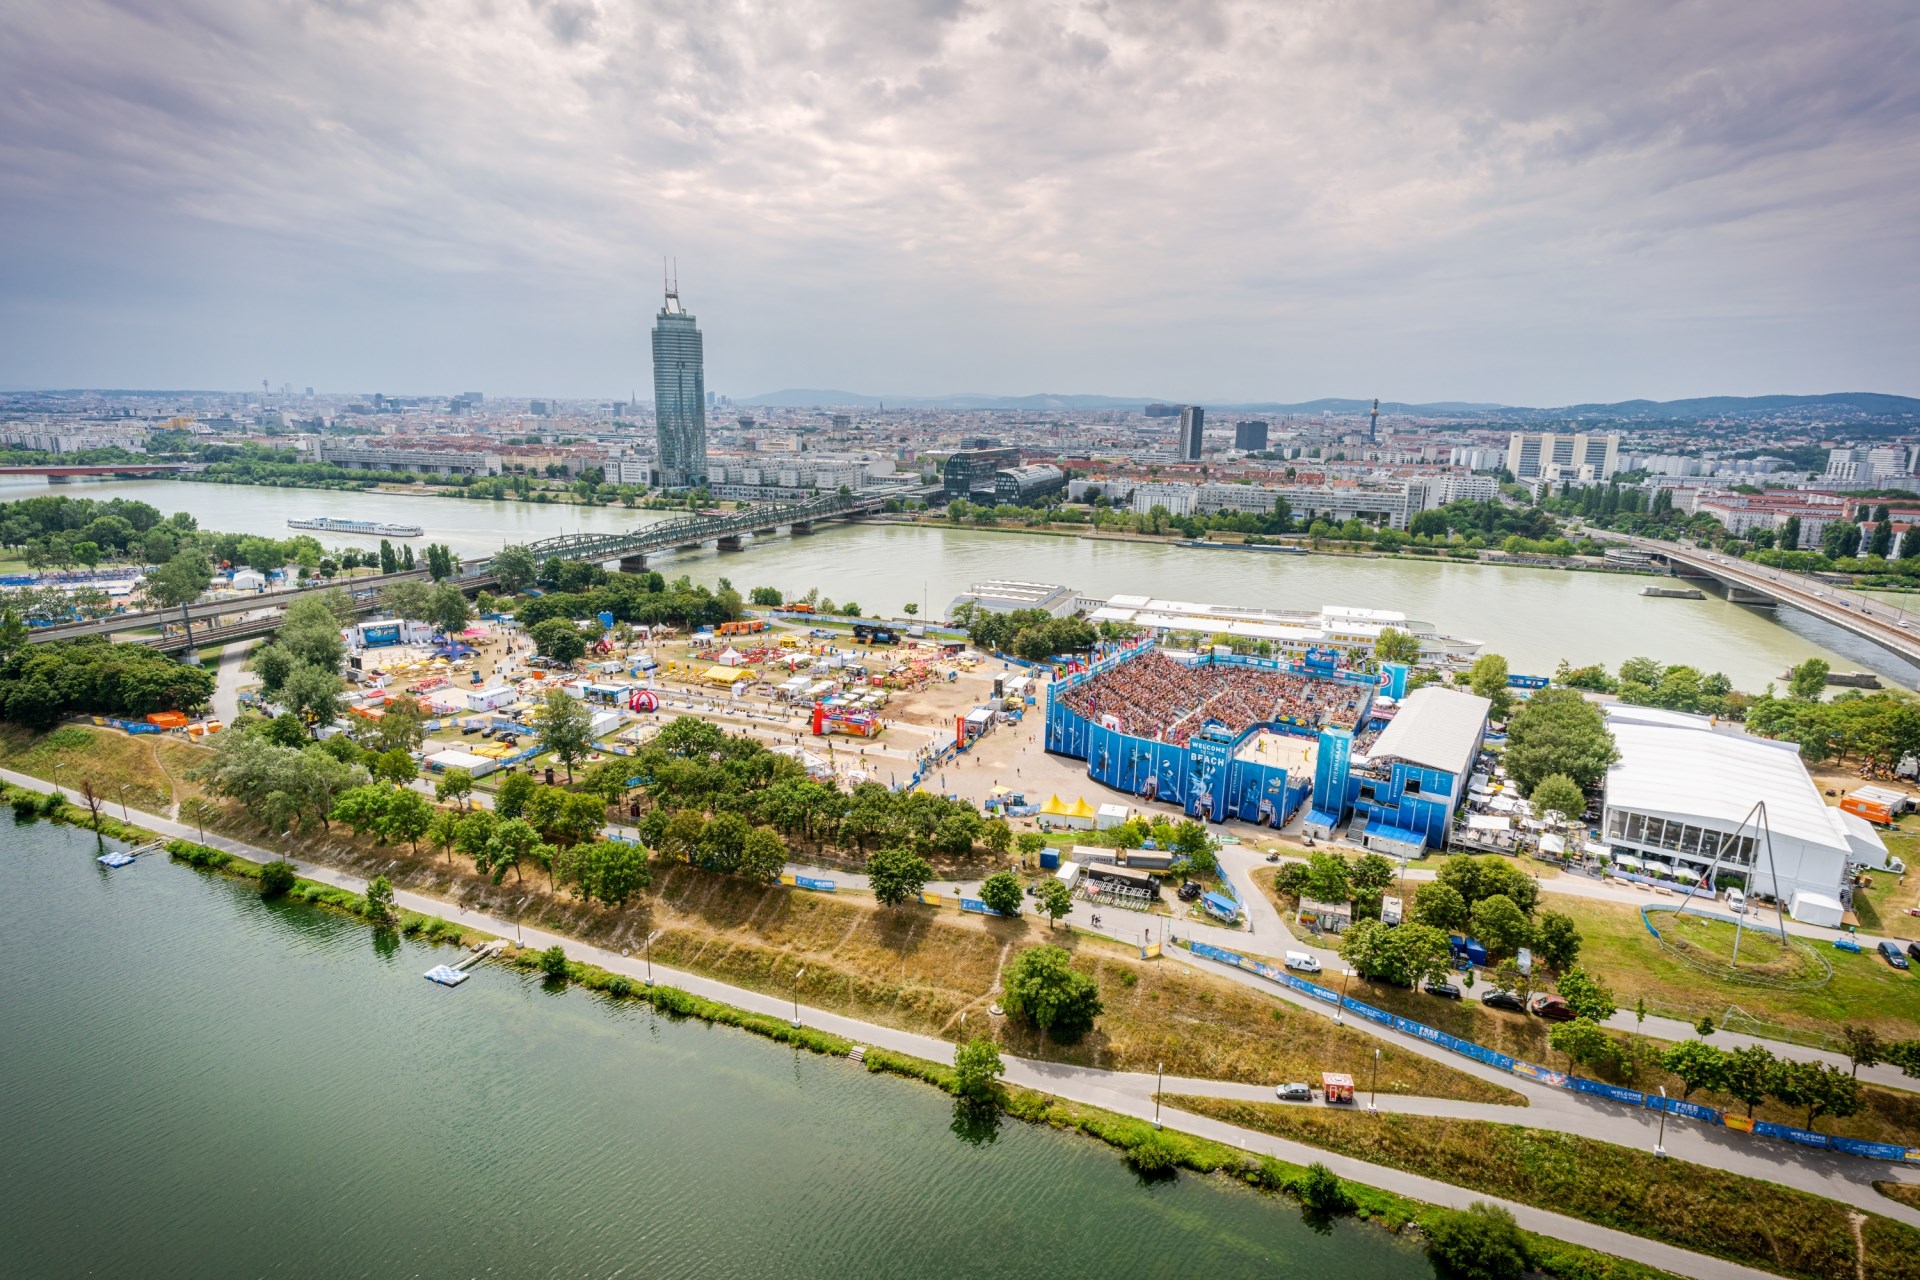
[1424,1203,1530,1280]
[538,944,569,979]
[1296,1161,1352,1214]
[1124,1129,1183,1173]
[608,975,634,998]
[258,860,297,898]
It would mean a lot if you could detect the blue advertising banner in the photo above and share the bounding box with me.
[1313,727,1352,811]
[961,897,1012,916]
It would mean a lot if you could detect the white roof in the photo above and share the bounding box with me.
[1367,686,1490,776]
[425,749,492,769]
[1603,707,1859,853]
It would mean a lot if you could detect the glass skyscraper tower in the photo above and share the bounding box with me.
[651,281,708,489]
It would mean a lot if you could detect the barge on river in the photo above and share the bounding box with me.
[288,516,425,538]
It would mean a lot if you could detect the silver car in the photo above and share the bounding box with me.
[1275,1082,1313,1102]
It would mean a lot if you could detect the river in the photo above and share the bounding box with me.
[7,475,1915,693]
[0,821,1426,1278]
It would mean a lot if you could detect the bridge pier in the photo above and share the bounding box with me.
[716,535,745,552]
[1726,586,1776,606]
[790,521,813,535]
[618,554,648,573]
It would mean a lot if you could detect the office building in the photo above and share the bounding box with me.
[943,447,1020,500]
[651,281,708,489]
[1234,420,1270,452]
[313,442,501,477]
[1506,431,1620,482]
[992,463,1066,504]
[1178,406,1205,461]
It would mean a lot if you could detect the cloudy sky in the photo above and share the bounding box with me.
[3,0,1917,403]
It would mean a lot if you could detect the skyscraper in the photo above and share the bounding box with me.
[1178,406,1205,462]
[651,278,708,489]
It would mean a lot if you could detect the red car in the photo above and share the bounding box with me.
[1529,994,1577,1022]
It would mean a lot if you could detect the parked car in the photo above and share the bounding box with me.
[1724,887,1747,915]
[1275,1082,1313,1102]
[460,724,480,735]
[1284,951,1321,974]
[1879,940,1911,970]
[1481,989,1525,1013]
[1529,994,1577,1022]
[1177,881,1203,902]
[1906,940,1920,962]
[1423,981,1463,1000]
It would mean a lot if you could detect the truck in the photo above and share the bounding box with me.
[1284,951,1321,973]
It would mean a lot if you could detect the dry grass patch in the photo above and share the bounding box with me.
[0,723,201,814]
[1164,1097,1920,1280]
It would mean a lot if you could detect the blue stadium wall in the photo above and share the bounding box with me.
[1344,760,1461,848]
[1045,646,1377,827]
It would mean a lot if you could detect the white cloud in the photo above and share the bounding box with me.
[1,0,1916,399]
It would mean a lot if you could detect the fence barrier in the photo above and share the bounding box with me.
[1182,939,1918,1163]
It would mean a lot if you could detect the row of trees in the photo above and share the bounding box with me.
[1745,689,1920,773]
[1552,655,1744,719]
[1655,1038,1870,1131]
[0,625,216,729]
[950,603,1098,661]
[497,562,745,631]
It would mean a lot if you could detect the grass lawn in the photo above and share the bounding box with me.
[1878,1181,1920,1211]
[1548,895,1920,1042]
[1162,1098,1920,1280]
[0,723,204,815]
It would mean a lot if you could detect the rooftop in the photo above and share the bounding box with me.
[1362,685,1490,775]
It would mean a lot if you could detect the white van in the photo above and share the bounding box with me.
[1285,951,1321,973]
[1725,888,1747,915]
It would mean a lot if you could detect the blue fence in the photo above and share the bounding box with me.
[960,897,1013,917]
[1183,939,1916,1163]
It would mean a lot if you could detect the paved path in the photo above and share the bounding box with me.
[12,767,1917,1253]
[209,639,257,726]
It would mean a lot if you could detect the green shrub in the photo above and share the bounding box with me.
[608,975,634,998]
[1296,1162,1352,1214]
[11,793,40,821]
[258,860,297,899]
[538,945,568,979]
[1425,1203,1530,1280]
[1124,1129,1183,1173]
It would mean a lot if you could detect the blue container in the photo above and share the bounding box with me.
[1039,849,1060,869]
[598,611,615,630]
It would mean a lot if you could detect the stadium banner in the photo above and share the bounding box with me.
[918,892,943,907]
[1754,1121,1830,1149]
[778,874,837,892]
[960,897,1012,916]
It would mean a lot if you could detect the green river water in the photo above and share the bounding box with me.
[0,821,1428,1278]
[7,475,1914,693]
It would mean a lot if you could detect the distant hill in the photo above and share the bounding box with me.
[739,388,1920,419]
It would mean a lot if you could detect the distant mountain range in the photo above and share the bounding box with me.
[739,388,1920,419]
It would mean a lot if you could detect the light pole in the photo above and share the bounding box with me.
[1655,1085,1669,1158]
[1155,1061,1165,1129]
[117,784,130,821]
[791,967,806,1028]
[644,927,663,986]
[51,762,68,798]
[1369,1047,1381,1112]
[1335,967,1355,1023]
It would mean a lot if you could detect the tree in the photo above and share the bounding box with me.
[495,772,535,819]
[1015,831,1047,860]
[491,544,538,594]
[1038,877,1074,929]
[372,748,417,784]
[363,695,427,754]
[259,859,298,898]
[538,944,569,979]
[1424,1202,1529,1280]
[251,643,296,695]
[278,595,348,670]
[424,583,472,635]
[425,807,461,862]
[737,825,788,885]
[1301,851,1353,904]
[1171,819,1215,873]
[867,845,932,907]
[1503,687,1619,794]
[579,759,634,809]
[435,768,475,809]
[1468,653,1512,720]
[280,661,342,728]
[953,1036,1005,1102]
[1530,911,1582,973]
[556,838,653,908]
[528,617,588,665]
[1547,1017,1612,1071]
[1720,1044,1776,1117]
[378,578,435,621]
[362,874,397,927]
[329,783,393,837]
[1841,1025,1884,1078]
[1528,773,1585,824]
[453,809,498,870]
[1000,944,1103,1041]
[537,687,595,782]
[1554,967,1616,1022]
[978,870,1024,917]
[262,711,308,747]
[1468,894,1530,960]
[1788,658,1830,702]
[1660,1040,1726,1100]
[1342,920,1454,988]
[1412,881,1468,932]
[141,548,213,609]
[375,786,434,854]
[1373,627,1422,664]
[484,817,542,883]
[1771,1059,1863,1131]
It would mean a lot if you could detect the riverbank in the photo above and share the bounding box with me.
[8,773,1909,1280]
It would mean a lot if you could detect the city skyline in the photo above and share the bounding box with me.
[2,3,1917,403]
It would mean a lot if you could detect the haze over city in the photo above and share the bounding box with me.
[4,0,1918,402]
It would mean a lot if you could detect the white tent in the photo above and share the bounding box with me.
[1467,814,1511,832]
[1538,833,1567,855]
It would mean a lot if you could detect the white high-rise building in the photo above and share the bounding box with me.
[1506,431,1620,482]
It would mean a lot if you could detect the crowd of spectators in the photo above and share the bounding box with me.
[1059,653,1367,745]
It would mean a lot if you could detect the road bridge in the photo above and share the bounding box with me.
[30,489,892,654]
[0,463,198,477]
[1627,534,1920,669]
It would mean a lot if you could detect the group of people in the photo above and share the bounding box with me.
[1060,654,1366,745]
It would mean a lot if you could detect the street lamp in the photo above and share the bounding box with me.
[791,967,806,1028]
[1369,1047,1381,1113]
[644,927,663,987]
[1336,968,1355,1023]
[1155,1061,1165,1130]
[51,761,68,798]
[1655,1085,1669,1158]
[117,784,130,821]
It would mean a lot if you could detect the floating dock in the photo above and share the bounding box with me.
[97,840,166,869]
[423,940,504,987]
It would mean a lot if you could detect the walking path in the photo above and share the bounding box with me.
[9,764,1916,1279]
